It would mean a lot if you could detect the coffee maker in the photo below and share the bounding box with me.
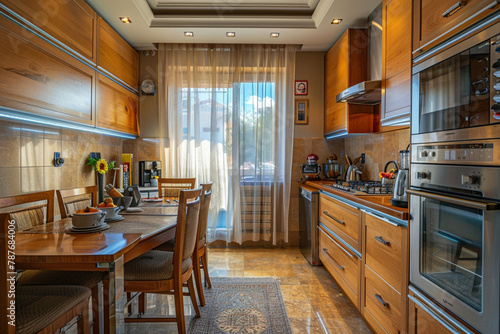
[139,161,162,187]
[391,148,409,208]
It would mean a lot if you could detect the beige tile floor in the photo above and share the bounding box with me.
[125,248,372,333]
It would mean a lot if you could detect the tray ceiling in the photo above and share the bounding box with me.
[85,0,381,51]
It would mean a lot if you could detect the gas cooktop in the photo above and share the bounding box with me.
[325,180,393,196]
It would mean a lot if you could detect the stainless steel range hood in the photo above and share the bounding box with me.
[336,5,382,105]
[336,80,381,104]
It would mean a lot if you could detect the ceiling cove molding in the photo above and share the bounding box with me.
[149,17,317,29]
[312,0,335,27]
[132,0,155,24]
[149,0,319,10]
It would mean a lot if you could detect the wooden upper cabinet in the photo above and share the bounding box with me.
[381,0,411,127]
[97,74,139,135]
[0,0,96,63]
[0,13,94,125]
[413,0,500,56]
[98,17,139,91]
[324,29,379,137]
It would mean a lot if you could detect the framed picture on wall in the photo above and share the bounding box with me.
[295,99,308,124]
[295,80,308,95]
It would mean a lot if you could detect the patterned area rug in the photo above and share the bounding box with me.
[188,277,292,334]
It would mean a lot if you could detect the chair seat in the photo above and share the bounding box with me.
[17,270,106,289]
[154,236,206,252]
[16,285,91,334]
[125,250,192,281]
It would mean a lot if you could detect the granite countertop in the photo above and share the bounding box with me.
[305,180,409,221]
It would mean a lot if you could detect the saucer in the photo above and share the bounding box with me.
[68,224,110,233]
[105,215,124,223]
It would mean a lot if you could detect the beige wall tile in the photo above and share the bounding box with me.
[61,166,78,190]
[137,138,160,161]
[21,167,44,193]
[43,127,62,140]
[0,135,20,167]
[44,166,62,190]
[43,139,62,167]
[61,128,79,141]
[20,136,44,167]
[20,124,44,137]
[78,164,95,188]
[0,167,20,197]
[0,121,21,136]
[62,140,79,166]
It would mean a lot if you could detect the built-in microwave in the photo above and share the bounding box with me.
[412,17,500,144]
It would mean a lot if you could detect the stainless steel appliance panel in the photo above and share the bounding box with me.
[408,164,500,333]
[299,186,320,265]
[412,20,500,144]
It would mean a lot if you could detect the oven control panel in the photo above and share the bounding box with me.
[413,142,497,165]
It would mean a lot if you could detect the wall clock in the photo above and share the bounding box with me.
[141,79,156,96]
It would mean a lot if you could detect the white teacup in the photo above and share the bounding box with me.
[72,210,105,228]
[100,206,122,219]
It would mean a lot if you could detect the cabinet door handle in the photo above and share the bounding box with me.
[322,248,345,270]
[375,294,388,307]
[375,235,390,246]
[323,211,345,225]
[442,1,466,17]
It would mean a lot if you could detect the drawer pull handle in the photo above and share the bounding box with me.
[322,248,345,270]
[442,0,466,17]
[323,211,345,225]
[375,294,388,307]
[375,236,390,246]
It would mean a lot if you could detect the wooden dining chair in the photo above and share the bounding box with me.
[57,186,98,218]
[124,187,202,333]
[0,190,55,230]
[157,178,196,199]
[13,187,105,333]
[0,214,91,334]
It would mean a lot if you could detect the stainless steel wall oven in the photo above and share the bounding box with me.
[410,16,500,333]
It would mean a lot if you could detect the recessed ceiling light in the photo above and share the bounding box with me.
[226,32,235,37]
[119,17,132,24]
[270,32,279,38]
[184,31,194,37]
[331,18,342,24]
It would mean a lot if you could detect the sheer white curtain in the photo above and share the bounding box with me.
[158,44,296,245]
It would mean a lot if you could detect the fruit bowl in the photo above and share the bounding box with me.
[72,209,106,228]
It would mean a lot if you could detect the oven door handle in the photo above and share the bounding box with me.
[406,189,500,210]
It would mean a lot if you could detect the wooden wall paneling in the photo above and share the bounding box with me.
[97,17,139,91]
[0,0,96,64]
[0,14,95,125]
[96,74,139,135]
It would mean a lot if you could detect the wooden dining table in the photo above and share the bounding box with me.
[15,200,179,334]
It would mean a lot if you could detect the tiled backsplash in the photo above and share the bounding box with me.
[344,128,410,181]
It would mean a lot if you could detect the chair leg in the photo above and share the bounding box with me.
[103,280,109,334]
[79,300,90,334]
[91,285,100,334]
[174,278,186,334]
[139,293,146,314]
[187,275,201,317]
[193,254,205,306]
[201,246,212,289]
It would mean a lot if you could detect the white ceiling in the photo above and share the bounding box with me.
[86,0,381,51]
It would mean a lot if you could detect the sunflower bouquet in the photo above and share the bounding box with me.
[87,156,115,174]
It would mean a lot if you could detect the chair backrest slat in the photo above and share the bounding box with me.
[197,183,213,247]
[57,186,97,219]
[0,190,55,228]
[173,188,202,278]
[158,178,196,199]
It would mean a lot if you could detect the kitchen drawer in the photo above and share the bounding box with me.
[319,226,360,309]
[320,194,360,252]
[364,210,407,294]
[364,266,404,334]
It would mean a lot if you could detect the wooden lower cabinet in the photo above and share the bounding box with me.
[319,225,361,309]
[96,75,139,135]
[363,266,406,334]
[319,194,361,252]
[408,289,477,334]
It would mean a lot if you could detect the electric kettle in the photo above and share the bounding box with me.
[390,148,409,208]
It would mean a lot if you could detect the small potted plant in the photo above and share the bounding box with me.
[87,156,115,203]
